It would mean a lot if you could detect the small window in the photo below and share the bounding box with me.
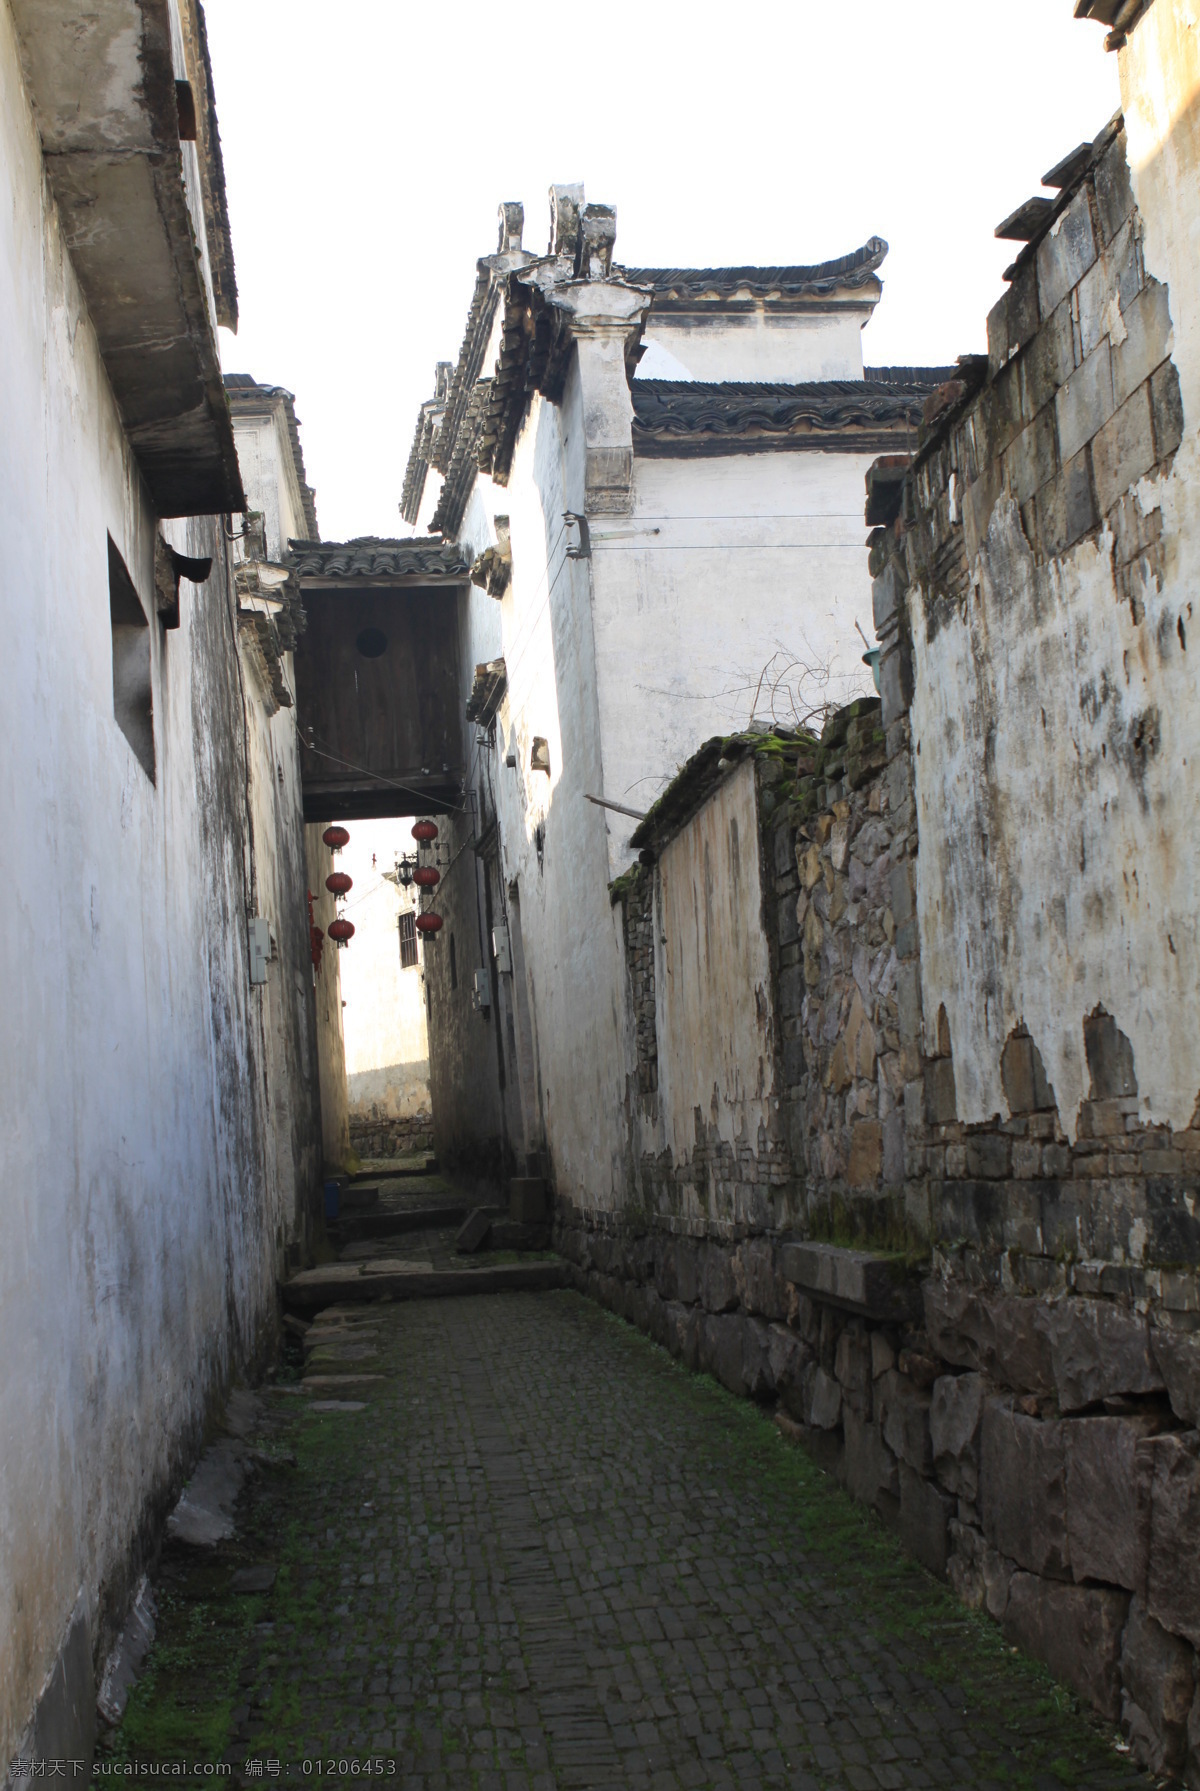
[398,910,418,969]
[108,535,155,783]
[449,932,457,990]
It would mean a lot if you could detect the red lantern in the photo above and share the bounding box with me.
[415,911,443,934]
[327,917,355,947]
[325,871,353,897]
[323,825,350,852]
[411,820,438,843]
[413,865,440,888]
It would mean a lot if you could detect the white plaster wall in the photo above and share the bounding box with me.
[909,7,1200,1143]
[654,763,776,1191]
[230,406,324,1243]
[488,380,635,1209]
[336,819,430,1119]
[0,15,306,1759]
[1120,0,1200,430]
[591,450,877,873]
[231,404,307,560]
[911,490,1200,1139]
[640,310,866,383]
[430,385,634,1204]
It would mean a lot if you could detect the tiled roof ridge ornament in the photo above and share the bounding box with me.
[617,237,889,299]
[550,183,586,259]
[578,204,616,280]
[497,202,524,255]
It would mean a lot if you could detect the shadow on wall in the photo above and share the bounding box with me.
[346,1061,431,1118]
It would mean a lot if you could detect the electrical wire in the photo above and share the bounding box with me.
[302,735,469,813]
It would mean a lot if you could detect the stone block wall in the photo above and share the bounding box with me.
[348,1111,433,1160]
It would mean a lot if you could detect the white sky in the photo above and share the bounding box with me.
[207,1,1120,544]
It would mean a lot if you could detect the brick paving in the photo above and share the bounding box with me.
[215,1290,1148,1791]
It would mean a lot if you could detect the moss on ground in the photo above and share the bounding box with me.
[101,1293,1146,1789]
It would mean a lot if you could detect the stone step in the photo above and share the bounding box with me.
[281,1258,567,1316]
[329,1203,467,1242]
[348,1156,438,1182]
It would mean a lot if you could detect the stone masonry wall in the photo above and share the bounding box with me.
[348,1111,434,1161]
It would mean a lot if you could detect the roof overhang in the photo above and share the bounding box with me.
[9,0,244,515]
[621,238,889,320]
[288,539,474,586]
[630,379,935,458]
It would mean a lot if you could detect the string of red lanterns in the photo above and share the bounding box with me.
[313,819,445,958]
[321,825,354,947]
[411,819,444,937]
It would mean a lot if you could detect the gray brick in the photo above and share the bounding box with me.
[987,265,1039,376]
[1036,187,1097,316]
[977,360,1023,462]
[896,961,922,1043]
[889,859,914,927]
[1094,130,1136,246]
[961,459,1002,563]
[1092,382,1156,513]
[1055,339,1114,463]
[1062,447,1100,549]
[1112,280,1174,407]
[872,560,904,634]
[1075,217,1143,362]
[1007,404,1057,503]
[924,1058,957,1126]
[1151,358,1185,461]
[1020,300,1076,417]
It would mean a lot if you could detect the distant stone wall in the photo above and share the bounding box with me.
[348,1111,433,1160]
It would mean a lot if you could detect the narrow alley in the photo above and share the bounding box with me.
[7,1,1200,1784]
[102,1270,1147,1791]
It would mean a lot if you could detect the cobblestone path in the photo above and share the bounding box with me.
[114,1291,1149,1791]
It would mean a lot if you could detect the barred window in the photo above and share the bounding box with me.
[398,909,418,969]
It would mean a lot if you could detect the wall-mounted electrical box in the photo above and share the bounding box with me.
[491,922,512,975]
[472,967,491,1012]
[248,916,271,986]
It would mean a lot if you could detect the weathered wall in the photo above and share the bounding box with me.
[626,758,792,1234]
[560,103,1200,1782]
[0,11,320,1765]
[561,686,1200,1781]
[427,380,632,1198]
[422,551,510,1179]
[230,398,324,1268]
[907,116,1194,1136]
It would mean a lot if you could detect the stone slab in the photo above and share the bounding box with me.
[308,1400,367,1412]
[230,1565,277,1594]
[1120,1594,1194,1776]
[780,1240,922,1321]
[282,1259,568,1315]
[96,1577,155,1727]
[456,1207,494,1254]
[1003,1575,1129,1719]
[166,1439,246,1547]
[300,1374,383,1387]
[1064,1414,1154,1591]
[357,1258,435,1275]
[980,1399,1069,1578]
[1146,1431,1200,1646]
[332,1204,468,1242]
[509,1176,547,1223]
